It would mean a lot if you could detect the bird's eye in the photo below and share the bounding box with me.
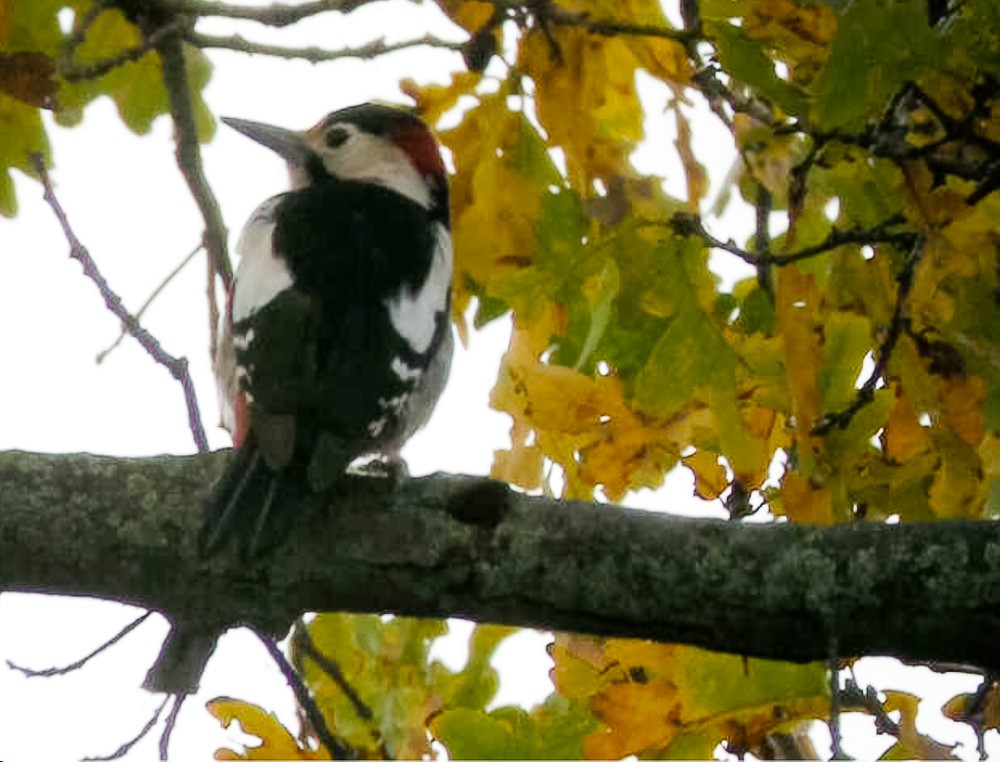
[325,126,350,148]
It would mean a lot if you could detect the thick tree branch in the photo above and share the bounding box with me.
[3,451,1000,671]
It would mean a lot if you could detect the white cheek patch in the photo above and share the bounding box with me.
[232,198,293,323]
[385,225,452,355]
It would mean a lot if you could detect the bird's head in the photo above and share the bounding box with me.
[222,103,448,216]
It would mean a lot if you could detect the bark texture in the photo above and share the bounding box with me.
[2,449,1000,670]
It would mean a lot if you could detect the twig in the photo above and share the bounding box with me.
[668,212,758,264]
[163,0,366,26]
[828,635,843,759]
[252,628,350,759]
[753,184,773,296]
[83,695,170,761]
[97,243,202,364]
[207,248,222,369]
[294,623,374,721]
[669,212,917,270]
[811,233,924,435]
[159,694,185,761]
[188,31,463,62]
[155,31,232,290]
[30,154,209,453]
[839,677,899,737]
[764,214,915,266]
[7,612,152,678]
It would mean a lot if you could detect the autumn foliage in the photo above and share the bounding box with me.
[4,0,1000,758]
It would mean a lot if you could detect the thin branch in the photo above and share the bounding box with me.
[207,247,222,373]
[811,234,924,436]
[97,243,202,365]
[828,638,843,759]
[82,695,170,761]
[188,31,463,62]
[753,184,773,296]
[7,612,152,678]
[163,0,367,27]
[668,212,757,264]
[155,31,232,290]
[294,623,374,721]
[253,628,351,760]
[30,154,209,453]
[159,694,185,761]
[692,65,775,126]
[669,212,917,270]
[763,214,915,266]
[839,677,899,737]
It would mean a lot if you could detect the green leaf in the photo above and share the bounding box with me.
[575,258,620,370]
[634,303,736,416]
[708,21,808,117]
[432,697,597,759]
[814,0,942,130]
[0,94,49,216]
[818,312,872,413]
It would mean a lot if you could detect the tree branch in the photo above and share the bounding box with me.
[163,0,367,27]
[31,155,209,453]
[3,450,1000,672]
[187,31,463,62]
[156,31,232,290]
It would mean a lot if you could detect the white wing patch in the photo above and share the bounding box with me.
[232,197,293,323]
[391,356,423,382]
[385,225,452,355]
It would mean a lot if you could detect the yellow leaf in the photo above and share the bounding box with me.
[882,691,959,760]
[683,450,728,500]
[884,386,931,462]
[207,698,326,760]
[674,103,708,209]
[776,265,824,472]
[491,442,544,490]
[941,376,986,448]
[549,636,624,701]
[432,0,494,32]
[780,471,834,525]
[520,27,643,184]
[585,678,681,758]
[943,683,1000,732]
[928,432,982,518]
[560,638,830,759]
[400,71,481,126]
[441,94,554,319]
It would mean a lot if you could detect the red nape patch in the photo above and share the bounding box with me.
[232,392,251,448]
[390,120,445,181]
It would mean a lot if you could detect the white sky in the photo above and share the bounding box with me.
[0,1,994,760]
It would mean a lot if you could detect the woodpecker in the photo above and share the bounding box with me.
[201,103,454,558]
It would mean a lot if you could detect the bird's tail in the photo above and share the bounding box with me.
[199,438,291,559]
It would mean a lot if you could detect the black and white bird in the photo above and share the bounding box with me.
[201,103,454,558]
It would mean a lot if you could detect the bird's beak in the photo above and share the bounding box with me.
[221,117,311,164]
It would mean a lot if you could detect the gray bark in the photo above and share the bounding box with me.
[2,449,1000,671]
